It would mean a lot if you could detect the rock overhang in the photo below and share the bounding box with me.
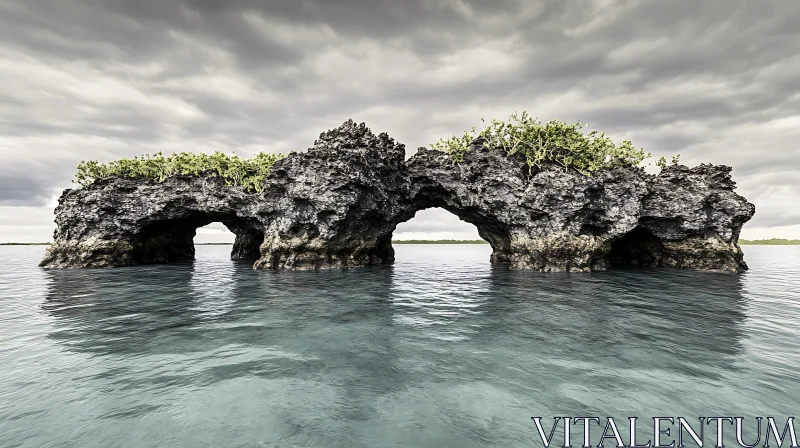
[40,119,756,273]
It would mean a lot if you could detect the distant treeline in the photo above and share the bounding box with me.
[739,238,800,245]
[393,239,488,244]
[5,240,796,247]
[0,242,50,245]
[2,241,495,246]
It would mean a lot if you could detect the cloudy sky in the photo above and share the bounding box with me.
[1,0,798,243]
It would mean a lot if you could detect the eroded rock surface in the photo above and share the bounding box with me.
[41,120,755,273]
[254,120,411,269]
[40,174,264,268]
[406,141,755,272]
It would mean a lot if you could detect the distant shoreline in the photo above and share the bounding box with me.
[0,242,51,245]
[2,240,493,245]
[738,239,800,245]
[3,239,798,246]
[392,240,489,244]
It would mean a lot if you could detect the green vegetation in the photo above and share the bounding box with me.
[74,151,287,192]
[73,113,681,188]
[392,239,489,244]
[431,111,678,175]
[656,154,681,170]
[739,239,800,245]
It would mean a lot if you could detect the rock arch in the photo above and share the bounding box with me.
[40,120,755,273]
[394,189,513,261]
[131,213,263,264]
[40,175,264,268]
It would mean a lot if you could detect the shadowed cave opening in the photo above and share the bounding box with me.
[131,213,263,265]
[608,226,664,268]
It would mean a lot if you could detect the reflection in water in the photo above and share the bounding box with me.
[1,245,799,447]
[390,252,492,342]
[488,267,749,378]
[189,257,238,319]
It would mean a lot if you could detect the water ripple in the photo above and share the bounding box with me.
[0,245,798,447]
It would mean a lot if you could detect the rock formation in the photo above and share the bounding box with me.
[41,120,756,273]
[39,174,264,268]
[407,142,754,272]
[254,120,411,269]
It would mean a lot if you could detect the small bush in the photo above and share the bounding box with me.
[74,151,287,192]
[431,111,653,175]
[656,154,681,170]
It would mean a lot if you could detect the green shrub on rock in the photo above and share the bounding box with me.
[431,111,652,175]
[656,154,682,170]
[74,151,286,192]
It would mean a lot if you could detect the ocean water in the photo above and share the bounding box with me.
[0,244,799,448]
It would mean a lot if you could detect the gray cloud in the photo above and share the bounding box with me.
[394,208,481,241]
[0,174,55,206]
[0,162,69,206]
[1,0,799,238]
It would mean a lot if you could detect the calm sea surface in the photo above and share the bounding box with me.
[1,244,799,447]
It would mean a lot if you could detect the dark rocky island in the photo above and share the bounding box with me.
[40,120,755,272]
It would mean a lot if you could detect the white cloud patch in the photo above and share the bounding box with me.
[394,208,481,241]
[0,0,799,240]
[194,223,236,244]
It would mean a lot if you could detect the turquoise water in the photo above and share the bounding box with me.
[0,245,799,447]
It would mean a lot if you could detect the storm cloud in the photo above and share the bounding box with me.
[1,0,798,241]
